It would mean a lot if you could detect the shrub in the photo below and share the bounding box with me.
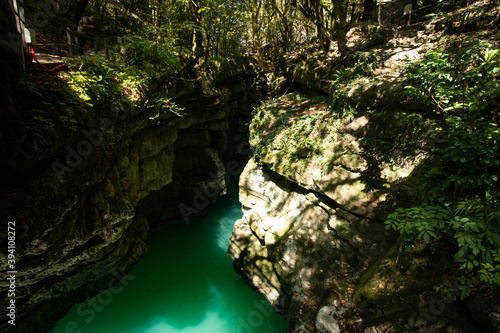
[120,28,181,73]
[387,39,500,289]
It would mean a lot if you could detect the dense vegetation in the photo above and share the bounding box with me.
[387,36,500,295]
[15,0,500,318]
[26,0,433,72]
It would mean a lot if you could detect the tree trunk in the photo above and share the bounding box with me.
[251,0,270,70]
[61,0,90,23]
[318,25,331,52]
[361,0,374,22]
[190,0,203,62]
[332,0,349,57]
[270,0,293,51]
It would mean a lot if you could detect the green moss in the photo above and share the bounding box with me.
[250,93,334,174]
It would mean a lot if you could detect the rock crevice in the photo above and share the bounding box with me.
[0,59,265,333]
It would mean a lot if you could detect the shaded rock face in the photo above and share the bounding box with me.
[0,63,264,333]
[227,86,472,331]
[228,79,492,330]
[229,159,395,331]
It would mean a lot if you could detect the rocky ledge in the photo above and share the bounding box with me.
[228,85,494,331]
[0,57,264,333]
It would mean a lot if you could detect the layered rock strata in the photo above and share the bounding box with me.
[0,60,264,333]
[227,88,460,331]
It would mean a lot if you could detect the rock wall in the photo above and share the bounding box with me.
[229,159,395,329]
[0,59,264,333]
[227,85,482,331]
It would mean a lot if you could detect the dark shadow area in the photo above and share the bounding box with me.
[50,178,288,333]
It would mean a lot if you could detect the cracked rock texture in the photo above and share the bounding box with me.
[229,159,394,331]
[229,48,496,329]
[0,59,264,333]
[227,81,453,331]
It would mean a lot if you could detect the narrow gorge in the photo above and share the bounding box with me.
[0,57,268,332]
[1,1,499,332]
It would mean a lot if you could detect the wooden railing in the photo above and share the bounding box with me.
[34,27,120,58]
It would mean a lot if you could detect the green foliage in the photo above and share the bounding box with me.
[404,39,499,119]
[249,93,331,176]
[201,1,250,57]
[28,108,54,152]
[433,280,472,301]
[14,74,84,153]
[63,58,115,103]
[406,41,500,199]
[120,28,181,73]
[428,119,500,198]
[386,205,449,245]
[387,195,500,274]
[63,57,147,105]
[330,51,380,119]
[479,250,500,288]
[388,39,500,290]
[145,96,186,119]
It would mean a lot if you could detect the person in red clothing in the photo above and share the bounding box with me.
[75,15,96,56]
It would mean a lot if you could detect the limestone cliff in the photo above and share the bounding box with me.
[228,92,487,331]
[228,100,430,331]
[228,32,492,330]
[0,58,264,333]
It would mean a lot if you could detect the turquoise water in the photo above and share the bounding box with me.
[50,181,287,333]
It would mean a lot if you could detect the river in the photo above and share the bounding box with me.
[50,180,288,333]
